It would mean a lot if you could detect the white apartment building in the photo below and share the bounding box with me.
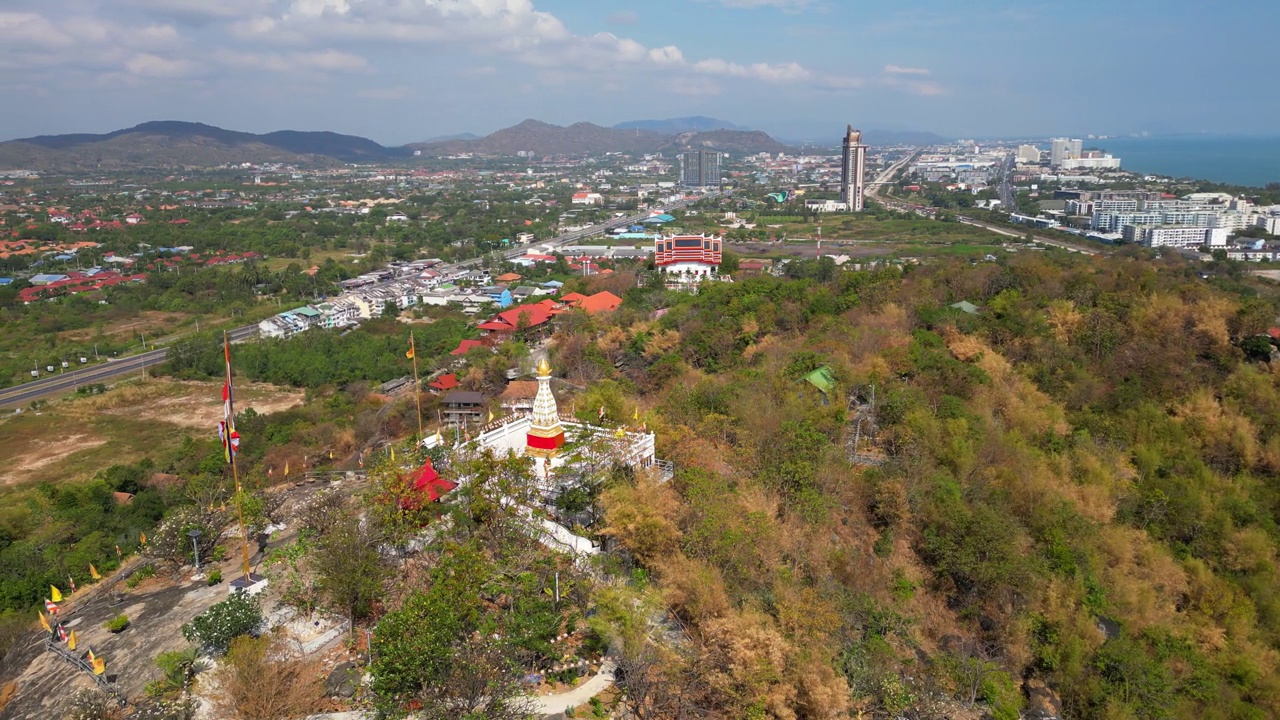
[1060,156,1121,170]
[1254,215,1280,235]
[1122,225,1230,249]
[1093,209,1249,232]
[1016,145,1041,163]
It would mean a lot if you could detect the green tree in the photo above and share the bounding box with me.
[313,510,388,629]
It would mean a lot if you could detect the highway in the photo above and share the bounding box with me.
[956,217,1099,256]
[997,152,1016,210]
[0,325,259,409]
[866,150,918,199]
[0,197,702,409]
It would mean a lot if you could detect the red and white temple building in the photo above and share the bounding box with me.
[654,233,724,284]
[422,359,660,483]
[420,358,664,557]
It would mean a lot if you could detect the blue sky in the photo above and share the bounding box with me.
[0,0,1274,144]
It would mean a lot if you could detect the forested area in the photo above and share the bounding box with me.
[163,316,475,388]
[0,260,351,388]
[539,251,1280,718]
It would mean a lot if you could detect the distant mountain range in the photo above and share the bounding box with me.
[0,121,408,170]
[407,119,791,157]
[788,129,951,147]
[0,118,943,171]
[613,116,748,133]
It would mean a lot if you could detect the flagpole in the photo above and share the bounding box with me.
[410,332,423,443]
[224,331,252,582]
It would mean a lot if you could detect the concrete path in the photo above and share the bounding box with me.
[525,658,616,715]
[299,658,616,719]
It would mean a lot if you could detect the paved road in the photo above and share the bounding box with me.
[957,217,1099,256]
[0,325,258,409]
[0,198,704,409]
[866,150,919,199]
[997,152,1016,209]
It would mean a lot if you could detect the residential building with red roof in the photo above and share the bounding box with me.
[427,373,459,393]
[450,339,490,356]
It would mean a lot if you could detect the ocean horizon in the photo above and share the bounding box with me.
[1094,135,1280,189]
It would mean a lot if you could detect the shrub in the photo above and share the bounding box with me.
[65,688,116,720]
[206,569,222,586]
[105,615,130,633]
[181,591,262,654]
[146,647,201,698]
[211,634,324,720]
[127,564,157,589]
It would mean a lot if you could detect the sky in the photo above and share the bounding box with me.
[1,0,1277,144]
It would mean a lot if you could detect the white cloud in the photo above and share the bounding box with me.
[124,53,193,78]
[226,0,820,86]
[884,64,930,76]
[693,58,811,83]
[0,12,73,48]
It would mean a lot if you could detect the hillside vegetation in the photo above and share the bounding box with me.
[553,253,1280,718]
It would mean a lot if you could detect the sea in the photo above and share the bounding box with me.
[1093,135,1280,189]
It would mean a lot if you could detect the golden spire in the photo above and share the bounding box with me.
[536,357,551,376]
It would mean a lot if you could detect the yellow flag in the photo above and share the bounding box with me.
[405,347,415,359]
[488,409,495,423]
[139,532,147,546]
[433,429,442,443]
[284,461,290,476]
[68,631,78,651]
[89,564,101,580]
[390,446,396,463]
[87,648,96,665]
[329,450,333,460]
[633,407,639,420]
[38,611,50,632]
[50,586,63,602]
[92,656,106,676]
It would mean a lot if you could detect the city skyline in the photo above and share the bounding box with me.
[1,0,1276,144]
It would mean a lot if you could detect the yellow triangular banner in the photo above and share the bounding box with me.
[89,564,101,581]
[38,611,50,632]
[68,631,78,651]
[49,586,63,602]
[139,532,147,545]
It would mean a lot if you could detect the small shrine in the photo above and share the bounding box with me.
[525,358,566,458]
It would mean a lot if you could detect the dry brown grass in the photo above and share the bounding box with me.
[58,310,192,342]
[209,633,325,720]
[72,379,304,430]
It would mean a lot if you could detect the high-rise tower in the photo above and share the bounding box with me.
[840,125,866,212]
[679,151,723,188]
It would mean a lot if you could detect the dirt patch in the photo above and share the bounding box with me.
[58,311,191,342]
[0,433,107,486]
[85,380,306,431]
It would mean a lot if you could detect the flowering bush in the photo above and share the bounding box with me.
[181,590,262,655]
[64,688,116,720]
